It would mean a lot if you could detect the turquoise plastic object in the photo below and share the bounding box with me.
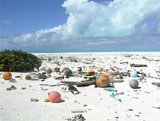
[130,72,137,77]
[110,92,116,98]
[104,87,115,91]
[117,99,122,102]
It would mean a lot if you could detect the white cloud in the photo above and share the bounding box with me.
[1,0,160,50]
[62,0,160,38]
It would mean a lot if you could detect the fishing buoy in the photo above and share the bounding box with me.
[48,91,61,103]
[129,80,139,89]
[25,74,31,80]
[86,69,95,76]
[62,67,72,77]
[97,67,103,72]
[3,72,12,80]
[95,74,110,87]
[46,68,52,75]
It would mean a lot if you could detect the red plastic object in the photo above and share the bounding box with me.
[48,91,61,103]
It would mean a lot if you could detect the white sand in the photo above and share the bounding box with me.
[0,52,160,121]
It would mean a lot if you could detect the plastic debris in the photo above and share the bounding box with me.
[66,114,86,121]
[41,87,48,91]
[77,67,82,72]
[68,85,80,95]
[38,73,47,80]
[53,67,60,72]
[44,99,49,102]
[55,77,64,80]
[40,84,49,86]
[9,79,17,83]
[6,85,16,91]
[15,76,21,78]
[152,82,160,87]
[130,64,147,67]
[30,73,40,80]
[21,87,26,90]
[31,98,39,102]
[25,73,39,80]
[117,99,122,102]
[152,107,160,109]
[104,87,115,91]
[110,92,116,98]
[130,71,137,77]
[71,110,85,113]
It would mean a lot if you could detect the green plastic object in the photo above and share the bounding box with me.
[117,99,122,102]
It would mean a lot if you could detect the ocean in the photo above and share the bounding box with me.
[27,50,160,53]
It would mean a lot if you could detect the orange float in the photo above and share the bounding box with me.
[95,74,109,87]
[3,72,12,80]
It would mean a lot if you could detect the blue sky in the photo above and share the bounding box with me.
[0,0,160,51]
[0,0,68,35]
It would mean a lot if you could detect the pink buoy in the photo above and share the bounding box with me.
[48,91,61,103]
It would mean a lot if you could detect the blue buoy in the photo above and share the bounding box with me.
[130,71,137,77]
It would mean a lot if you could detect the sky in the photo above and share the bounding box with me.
[0,0,160,52]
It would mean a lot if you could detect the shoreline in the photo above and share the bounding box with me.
[28,51,160,54]
[33,52,160,57]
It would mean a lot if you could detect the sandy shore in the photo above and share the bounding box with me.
[0,52,160,121]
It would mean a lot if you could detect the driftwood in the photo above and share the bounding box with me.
[61,80,95,87]
[152,107,160,109]
[149,76,160,80]
[109,78,124,83]
[61,78,123,87]
[120,62,128,64]
[76,80,95,87]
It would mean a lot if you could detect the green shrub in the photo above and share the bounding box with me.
[0,50,42,72]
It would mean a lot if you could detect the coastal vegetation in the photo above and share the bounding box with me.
[0,50,42,72]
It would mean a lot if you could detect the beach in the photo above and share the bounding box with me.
[0,52,160,121]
